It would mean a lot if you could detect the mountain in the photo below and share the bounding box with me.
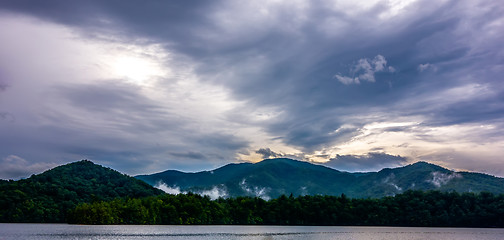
[0,160,163,223]
[137,158,356,199]
[136,158,504,199]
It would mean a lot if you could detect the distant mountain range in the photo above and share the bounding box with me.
[2,158,504,223]
[136,158,504,199]
[2,159,502,225]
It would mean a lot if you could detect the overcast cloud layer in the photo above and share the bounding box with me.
[1,0,503,179]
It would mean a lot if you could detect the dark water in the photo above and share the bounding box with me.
[1,224,503,240]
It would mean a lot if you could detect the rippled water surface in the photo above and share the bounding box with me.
[1,224,504,240]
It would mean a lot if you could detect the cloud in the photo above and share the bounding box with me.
[382,173,403,192]
[427,171,462,188]
[0,13,251,177]
[0,155,56,180]
[255,148,282,159]
[417,63,437,72]
[334,75,359,85]
[155,181,227,200]
[155,182,183,195]
[334,55,395,85]
[0,112,14,123]
[198,186,228,200]
[240,178,270,200]
[323,152,408,172]
[169,152,206,160]
[0,0,504,177]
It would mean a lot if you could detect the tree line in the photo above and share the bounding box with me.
[68,190,504,227]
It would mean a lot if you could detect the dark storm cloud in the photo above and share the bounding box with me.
[4,0,501,130]
[169,152,206,160]
[50,81,188,134]
[0,112,14,123]
[0,78,251,177]
[0,0,219,56]
[323,153,408,172]
[256,148,281,159]
[58,83,158,112]
[64,80,250,171]
[209,2,492,152]
[1,0,504,177]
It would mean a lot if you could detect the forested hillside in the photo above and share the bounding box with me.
[2,159,504,226]
[69,191,504,227]
[0,160,162,222]
[136,158,504,198]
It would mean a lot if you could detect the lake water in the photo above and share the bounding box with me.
[1,224,503,240]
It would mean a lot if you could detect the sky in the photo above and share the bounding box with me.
[1,0,503,179]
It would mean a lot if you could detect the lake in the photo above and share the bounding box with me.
[1,224,503,240]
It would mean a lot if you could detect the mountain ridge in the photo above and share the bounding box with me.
[136,158,504,199]
[0,160,162,222]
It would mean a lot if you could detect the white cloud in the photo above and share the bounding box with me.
[327,114,504,176]
[155,181,228,200]
[0,155,56,180]
[382,173,403,191]
[334,75,359,85]
[334,55,395,85]
[355,58,376,82]
[372,54,387,71]
[427,171,462,188]
[155,182,183,195]
[0,13,256,176]
[240,178,271,200]
[379,0,420,19]
[198,186,228,200]
[418,63,437,72]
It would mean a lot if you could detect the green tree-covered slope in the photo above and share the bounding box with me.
[69,191,504,227]
[0,160,162,223]
[136,158,504,199]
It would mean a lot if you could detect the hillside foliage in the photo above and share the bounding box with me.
[0,160,163,222]
[136,158,504,199]
[2,159,504,227]
[68,191,504,227]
